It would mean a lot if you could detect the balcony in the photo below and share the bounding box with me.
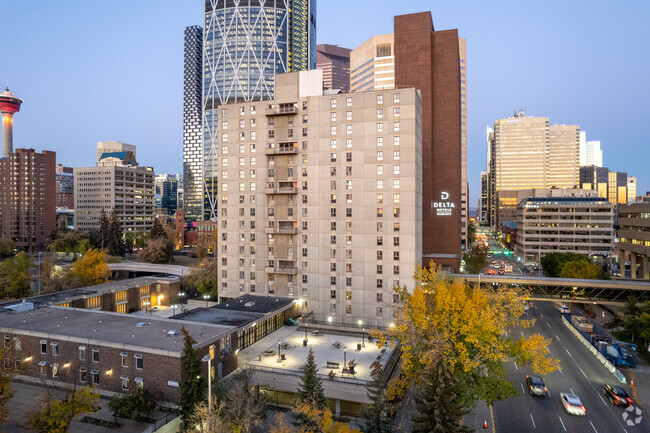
[265,226,298,235]
[265,181,298,195]
[265,104,297,116]
[265,266,298,275]
[265,143,298,155]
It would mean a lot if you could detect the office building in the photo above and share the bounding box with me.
[96,141,136,166]
[579,131,603,167]
[217,70,422,326]
[580,165,610,198]
[628,176,637,204]
[74,143,154,233]
[480,171,488,224]
[608,171,628,205]
[579,165,633,207]
[183,25,204,221]
[316,44,352,92]
[201,0,317,220]
[487,112,580,228]
[56,164,75,209]
[515,196,614,264]
[0,149,56,252]
[350,35,395,93]
[618,202,650,279]
[154,174,179,216]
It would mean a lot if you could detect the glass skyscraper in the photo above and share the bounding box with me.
[201,0,316,220]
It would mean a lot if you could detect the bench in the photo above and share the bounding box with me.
[326,361,340,369]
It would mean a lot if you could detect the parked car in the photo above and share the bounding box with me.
[526,375,547,396]
[603,384,633,407]
[560,393,586,416]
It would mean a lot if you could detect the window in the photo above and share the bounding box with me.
[330,99,337,108]
[346,305,352,315]
[377,137,383,146]
[394,208,400,218]
[377,165,383,175]
[346,277,352,287]
[377,293,383,302]
[222,108,228,117]
[121,376,129,390]
[3,336,9,349]
[91,370,100,385]
[346,152,352,162]
[346,125,352,135]
[251,131,256,140]
[222,133,228,142]
[393,107,400,117]
[377,94,384,104]
[377,179,383,189]
[330,112,337,122]
[346,166,352,176]
[251,118,256,127]
[14,337,20,351]
[121,352,128,367]
[40,340,47,354]
[346,111,352,121]
[394,251,400,261]
[346,138,352,148]
[393,222,400,232]
[222,120,228,129]
[79,346,86,361]
[268,130,274,138]
[80,368,87,383]
[393,93,400,103]
[393,193,400,204]
[377,265,383,274]
[52,363,59,378]
[393,122,400,132]
[135,377,144,389]
[394,293,400,303]
[330,126,337,135]
[135,354,143,370]
[92,348,99,363]
[51,342,59,357]
[346,180,352,190]
[377,251,383,260]
[393,150,400,160]
[377,109,383,118]
[377,236,383,246]
[377,151,383,161]
[377,208,383,217]
[393,165,400,175]
[330,290,337,299]
[240,132,245,141]
[377,307,384,317]
[377,279,383,288]
[394,265,400,275]
[346,97,352,107]
[393,179,400,189]
[377,193,383,204]
[39,361,47,376]
[377,123,383,133]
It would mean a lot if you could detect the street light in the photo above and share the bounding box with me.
[171,304,179,316]
[362,328,365,348]
[179,291,186,305]
[202,354,212,415]
[203,294,210,308]
[343,347,347,371]
[277,339,282,363]
[478,272,482,288]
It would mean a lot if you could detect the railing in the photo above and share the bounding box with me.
[265,187,298,195]
[266,106,297,116]
[141,411,179,433]
[247,364,368,385]
[265,146,298,155]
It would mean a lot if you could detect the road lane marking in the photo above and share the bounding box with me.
[546,347,550,353]
[530,414,536,428]
[547,323,551,328]
[578,367,588,379]
[566,349,572,357]
[559,368,563,374]
[514,361,518,370]
[570,388,575,395]
[598,394,607,406]
[521,331,525,338]
[555,334,561,341]
[589,421,598,433]
[521,383,525,394]
[558,417,567,431]
[547,389,552,397]
[540,313,544,318]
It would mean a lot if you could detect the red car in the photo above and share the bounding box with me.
[487,269,495,275]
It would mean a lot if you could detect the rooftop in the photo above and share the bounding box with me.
[0,307,234,356]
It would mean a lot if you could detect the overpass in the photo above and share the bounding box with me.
[108,262,191,277]
[451,274,650,304]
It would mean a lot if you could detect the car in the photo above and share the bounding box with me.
[487,269,495,275]
[526,375,547,396]
[559,305,571,314]
[603,384,633,407]
[151,306,159,312]
[498,270,504,275]
[490,260,496,264]
[560,393,586,416]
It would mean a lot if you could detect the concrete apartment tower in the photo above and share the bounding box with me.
[216,70,422,326]
[201,0,316,221]
[183,25,203,221]
[349,12,467,270]
[316,44,352,92]
[0,149,56,251]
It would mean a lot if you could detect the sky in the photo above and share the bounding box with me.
[1,0,649,207]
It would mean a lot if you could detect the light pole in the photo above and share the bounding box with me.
[203,294,210,308]
[171,304,178,316]
[478,272,482,288]
[343,346,347,369]
[179,291,185,305]
[362,328,365,348]
[277,339,282,363]
[202,354,212,415]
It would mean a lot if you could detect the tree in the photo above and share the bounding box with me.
[179,327,206,424]
[411,341,470,433]
[150,217,167,241]
[623,296,642,342]
[71,248,111,286]
[540,252,583,277]
[108,387,157,421]
[0,238,15,258]
[185,400,230,433]
[45,229,89,254]
[463,248,487,274]
[183,261,219,298]
[293,349,328,430]
[138,238,173,264]
[220,370,267,433]
[108,209,125,256]
[270,411,361,433]
[0,252,34,299]
[0,347,17,423]
[98,208,110,250]
[559,259,604,280]
[361,362,393,433]
[28,386,99,433]
[373,266,559,417]
[269,412,297,433]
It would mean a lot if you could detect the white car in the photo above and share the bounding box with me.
[559,305,571,314]
[560,393,586,416]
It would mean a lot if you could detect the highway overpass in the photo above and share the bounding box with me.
[453,273,650,303]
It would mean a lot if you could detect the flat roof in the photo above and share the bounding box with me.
[0,307,234,357]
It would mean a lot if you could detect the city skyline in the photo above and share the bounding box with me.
[1,0,648,206]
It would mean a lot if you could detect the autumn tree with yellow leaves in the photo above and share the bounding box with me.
[374,266,560,416]
[71,248,111,286]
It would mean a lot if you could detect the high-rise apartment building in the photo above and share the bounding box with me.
[579,131,603,167]
[74,143,154,233]
[183,25,203,221]
[316,44,352,92]
[0,149,56,251]
[350,35,395,93]
[56,164,74,209]
[202,0,316,220]
[350,13,466,270]
[487,112,580,228]
[217,70,422,326]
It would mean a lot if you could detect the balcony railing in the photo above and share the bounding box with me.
[265,105,297,116]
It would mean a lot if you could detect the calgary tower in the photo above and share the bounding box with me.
[0,85,23,157]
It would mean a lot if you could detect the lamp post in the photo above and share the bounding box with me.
[278,339,282,363]
[203,294,210,308]
[202,354,212,415]
[362,328,365,348]
[171,304,178,316]
[343,347,347,368]
[304,323,308,340]
[179,291,185,305]
[478,272,482,288]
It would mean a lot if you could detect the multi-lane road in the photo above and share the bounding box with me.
[493,301,648,432]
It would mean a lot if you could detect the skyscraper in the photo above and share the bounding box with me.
[350,35,396,93]
[183,25,204,221]
[202,0,316,220]
[579,131,603,167]
[316,44,352,92]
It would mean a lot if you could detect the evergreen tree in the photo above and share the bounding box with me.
[98,209,110,251]
[108,209,125,256]
[293,349,327,429]
[361,362,393,433]
[412,356,470,433]
[179,327,206,425]
[150,217,166,241]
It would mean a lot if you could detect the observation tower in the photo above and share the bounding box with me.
[0,86,23,157]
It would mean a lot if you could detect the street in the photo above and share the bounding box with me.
[493,301,648,432]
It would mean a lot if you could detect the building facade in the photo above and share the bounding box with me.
[201,0,317,220]
[183,25,204,221]
[316,44,352,92]
[480,171,488,224]
[74,143,154,233]
[617,202,650,279]
[56,164,75,209]
[0,149,56,251]
[350,34,395,93]
[627,176,637,204]
[515,196,614,264]
[155,174,179,216]
[579,131,603,167]
[217,70,422,326]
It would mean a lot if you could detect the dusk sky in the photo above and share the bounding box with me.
[1,0,648,206]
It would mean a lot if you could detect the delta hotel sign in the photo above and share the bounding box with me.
[433,191,455,216]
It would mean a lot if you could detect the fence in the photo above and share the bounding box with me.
[247,363,369,386]
[141,411,179,433]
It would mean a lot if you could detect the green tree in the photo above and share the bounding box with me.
[108,387,157,421]
[293,349,327,430]
[98,208,110,250]
[71,248,111,286]
[179,327,206,425]
[373,266,559,418]
[361,361,393,433]
[540,252,583,277]
[0,238,15,258]
[463,247,487,274]
[28,386,99,433]
[108,209,125,256]
[0,252,34,299]
[559,259,603,280]
[183,261,219,298]
[0,347,17,423]
[150,217,167,241]
[623,296,642,342]
[45,230,89,254]
[412,340,470,433]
